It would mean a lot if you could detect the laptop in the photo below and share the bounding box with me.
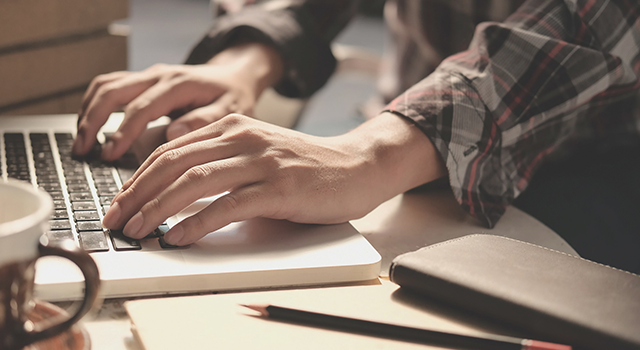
[0,113,381,301]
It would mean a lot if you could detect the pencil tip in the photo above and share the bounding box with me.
[523,339,572,350]
[239,304,269,316]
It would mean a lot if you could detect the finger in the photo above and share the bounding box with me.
[165,94,237,140]
[103,138,242,229]
[102,76,225,160]
[74,73,158,156]
[116,120,226,195]
[120,157,262,240]
[79,71,130,118]
[164,183,270,245]
[117,114,249,193]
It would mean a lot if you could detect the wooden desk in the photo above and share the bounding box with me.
[80,187,577,350]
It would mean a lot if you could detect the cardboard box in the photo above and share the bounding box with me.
[0,0,128,49]
[0,32,127,108]
[0,90,84,116]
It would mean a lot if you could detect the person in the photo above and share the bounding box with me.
[72,0,640,273]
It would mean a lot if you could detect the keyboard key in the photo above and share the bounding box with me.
[35,174,59,182]
[156,223,170,235]
[39,183,61,192]
[158,235,179,249]
[49,220,71,230]
[99,196,115,205]
[51,210,69,220]
[65,178,88,185]
[48,192,64,200]
[156,224,180,249]
[53,200,67,209]
[91,168,113,177]
[72,201,96,211]
[96,185,119,195]
[7,164,28,172]
[79,231,109,252]
[92,177,116,185]
[47,230,74,242]
[34,158,54,165]
[108,229,141,251]
[70,192,94,201]
[67,183,90,192]
[64,174,88,182]
[76,221,103,231]
[74,210,101,221]
[4,133,25,140]
[10,174,31,181]
[63,167,85,175]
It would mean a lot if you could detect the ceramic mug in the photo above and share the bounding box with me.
[0,179,100,350]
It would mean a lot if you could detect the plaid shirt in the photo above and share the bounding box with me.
[188,0,640,228]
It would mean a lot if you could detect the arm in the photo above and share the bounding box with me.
[102,112,446,245]
[74,42,283,160]
[386,0,640,227]
[73,0,359,160]
[104,0,640,245]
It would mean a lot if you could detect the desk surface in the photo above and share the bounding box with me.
[352,186,576,276]
[79,186,576,350]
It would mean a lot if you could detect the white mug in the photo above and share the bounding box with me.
[0,179,100,350]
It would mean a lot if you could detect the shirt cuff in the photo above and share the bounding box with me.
[185,6,337,98]
[383,69,512,228]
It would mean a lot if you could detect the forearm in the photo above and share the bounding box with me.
[385,1,640,227]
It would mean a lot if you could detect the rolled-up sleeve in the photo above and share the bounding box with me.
[386,0,640,227]
[185,0,360,98]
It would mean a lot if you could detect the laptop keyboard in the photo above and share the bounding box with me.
[2,132,176,252]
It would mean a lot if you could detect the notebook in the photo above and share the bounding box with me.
[125,279,508,350]
[0,113,381,301]
[389,234,640,350]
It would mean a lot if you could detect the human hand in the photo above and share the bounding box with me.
[101,113,446,246]
[73,43,284,161]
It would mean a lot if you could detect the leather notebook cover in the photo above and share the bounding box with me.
[389,234,640,350]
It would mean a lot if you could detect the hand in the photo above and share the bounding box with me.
[101,113,446,245]
[73,43,283,161]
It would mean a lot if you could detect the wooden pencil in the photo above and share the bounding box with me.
[241,304,571,350]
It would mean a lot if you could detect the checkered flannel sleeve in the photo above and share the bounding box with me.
[385,0,640,227]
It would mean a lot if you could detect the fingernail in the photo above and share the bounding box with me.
[102,202,121,228]
[72,134,84,154]
[102,140,115,159]
[165,225,184,245]
[167,124,190,140]
[123,211,144,237]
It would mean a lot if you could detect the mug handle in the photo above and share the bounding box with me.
[21,239,101,346]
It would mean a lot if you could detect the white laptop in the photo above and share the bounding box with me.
[0,113,381,301]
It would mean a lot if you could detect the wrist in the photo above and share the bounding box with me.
[207,42,284,96]
[341,112,447,202]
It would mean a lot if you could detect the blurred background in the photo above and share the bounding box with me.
[0,0,386,136]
